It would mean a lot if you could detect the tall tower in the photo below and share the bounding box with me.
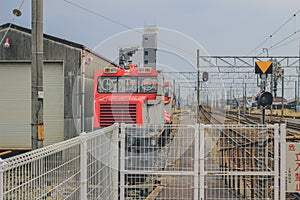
[142,26,158,69]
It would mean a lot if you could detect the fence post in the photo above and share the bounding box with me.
[80,132,87,200]
[0,158,4,200]
[199,124,205,200]
[194,124,199,200]
[280,124,286,200]
[120,123,126,200]
[112,124,119,200]
[274,124,279,200]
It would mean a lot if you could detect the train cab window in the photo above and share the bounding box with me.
[139,77,157,93]
[118,77,138,93]
[98,76,157,94]
[164,85,169,97]
[98,77,118,93]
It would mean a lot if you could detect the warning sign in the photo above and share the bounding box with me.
[286,142,300,192]
[255,61,273,74]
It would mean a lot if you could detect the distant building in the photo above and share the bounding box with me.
[118,26,158,69]
[287,98,300,110]
[272,97,287,109]
[143,26,158,69]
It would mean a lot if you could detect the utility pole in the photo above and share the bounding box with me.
[196,49,200,124]
[31,0,44,149]
[261,74,267,124]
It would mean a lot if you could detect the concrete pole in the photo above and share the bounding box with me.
[31,0,44,149]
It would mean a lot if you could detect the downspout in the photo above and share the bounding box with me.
[81,49,86,133]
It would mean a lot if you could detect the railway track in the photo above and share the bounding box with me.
[201,107,300,199]
[222,109,300,139]
[200,106,277,199]
[123,107,298,199]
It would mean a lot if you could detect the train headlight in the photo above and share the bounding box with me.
[104,67,117,73]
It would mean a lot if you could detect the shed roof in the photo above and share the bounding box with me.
[0,23,118,67]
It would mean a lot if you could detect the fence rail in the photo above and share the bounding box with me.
[0,123,286,200]
[200,124,285,200]
[0,124,119,200]
[120,123,286,200]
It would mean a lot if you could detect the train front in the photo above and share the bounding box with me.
[93,66,165,129]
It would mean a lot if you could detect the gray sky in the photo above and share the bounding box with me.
[1,0,300,100]
[1,0,300,57]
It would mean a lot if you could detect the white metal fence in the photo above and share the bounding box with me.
[120,124,199,200]
[0,123,286,200]
[120,123,286,200]
[0,124,119,200]
[200,124,286,200]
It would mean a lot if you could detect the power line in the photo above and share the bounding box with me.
[272,35,300,50]
[271,29,300,49]
[247,10,300,55]
[63,0,198,58]
[254,28,300,56]
[63,0,139,33]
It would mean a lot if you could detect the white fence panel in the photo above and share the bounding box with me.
[200,124,283,200]
[120,123,285,200]
[120,124,198,200]
[0,123,286,200]
[0,124,119,200]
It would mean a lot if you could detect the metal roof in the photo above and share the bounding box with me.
[0,23,118,67]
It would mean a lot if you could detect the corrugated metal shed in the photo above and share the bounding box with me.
[0,23,117,149]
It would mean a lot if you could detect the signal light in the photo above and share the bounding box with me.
[202,72,208,81]
[256,91,273,107]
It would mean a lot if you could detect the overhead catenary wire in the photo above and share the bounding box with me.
[255,28,300,56]
[271,29,300,50]
[272,35,300,50]
[248,9,300,55]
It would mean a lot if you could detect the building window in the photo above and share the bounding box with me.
[144,37,148,40]
[144,60,148,64]
[145,51,148,56]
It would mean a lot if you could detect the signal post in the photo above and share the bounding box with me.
[255,61,273,124]
[254,61,274,199]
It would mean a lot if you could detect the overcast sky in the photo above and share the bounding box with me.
[1,1,300,99]
[1,0,300,57]
[1,1,300,72]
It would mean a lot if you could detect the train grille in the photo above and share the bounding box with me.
[99,104,137,127]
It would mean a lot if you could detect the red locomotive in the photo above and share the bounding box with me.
[93,64,171,129]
